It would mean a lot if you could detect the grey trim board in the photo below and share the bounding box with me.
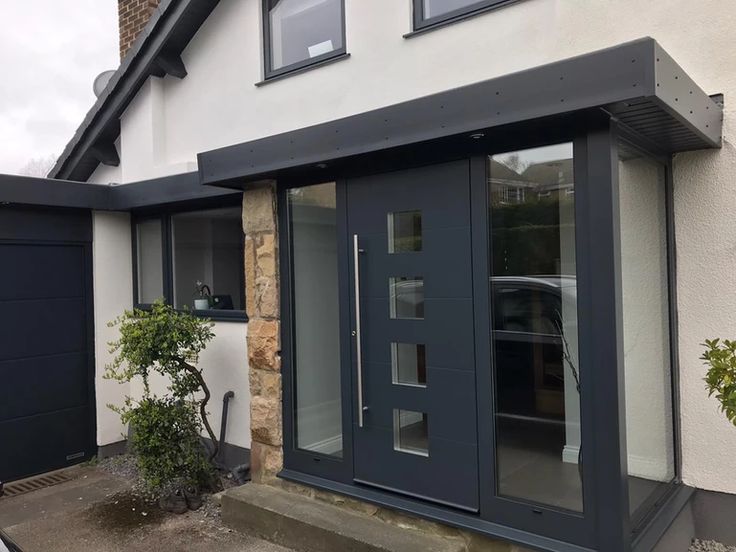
[97,438,249,471]
[0,172,239,212]
[198,38,722,188]
[98,440,129,460]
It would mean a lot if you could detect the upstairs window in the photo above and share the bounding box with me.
[414,0,514,31]
[263,0,346,79]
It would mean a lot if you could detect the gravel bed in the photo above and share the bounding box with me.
[690,540,736,552]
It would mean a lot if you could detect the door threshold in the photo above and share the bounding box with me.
[279,469,594,552]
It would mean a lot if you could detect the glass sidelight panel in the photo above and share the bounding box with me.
[489,143,583,512]
[394,410,429,456]
[388,211,422,253]
[391,343,427,387]
[390,277,424,319]
[618,144,675,518]
[287,183,343,457]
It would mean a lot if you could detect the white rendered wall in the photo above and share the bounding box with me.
[106,0,736,491]
[92,211,133,446]
[89,209,250,451]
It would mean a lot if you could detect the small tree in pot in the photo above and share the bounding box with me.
[701,338,736,427]
[105,301,219,513]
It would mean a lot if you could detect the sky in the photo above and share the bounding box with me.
[0,1,119,175]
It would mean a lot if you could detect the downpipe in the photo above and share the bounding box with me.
[214,391,250,484]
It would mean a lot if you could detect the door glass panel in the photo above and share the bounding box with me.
[388,210,422,253]
[287,183,343,458]
[391,343,427,387]
[618,144,675,518]
[394,410,429,456]
[489,142,583,512]
[389,277,424,319]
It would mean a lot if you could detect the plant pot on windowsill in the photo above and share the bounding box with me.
[194,298,210,310]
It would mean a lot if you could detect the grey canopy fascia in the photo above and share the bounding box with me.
[197,37,722,189]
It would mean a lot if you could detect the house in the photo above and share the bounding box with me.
[1,0,734,550]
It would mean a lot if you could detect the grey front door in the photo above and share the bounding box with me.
[347,161,479,511]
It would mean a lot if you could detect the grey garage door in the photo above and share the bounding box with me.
[0,207,96,483]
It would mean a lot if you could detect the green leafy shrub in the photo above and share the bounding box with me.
[701,338,736,426]
[120,397,211,492]
[105,301,218,493]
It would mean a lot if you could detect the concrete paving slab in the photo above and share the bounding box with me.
[0,466,293,552]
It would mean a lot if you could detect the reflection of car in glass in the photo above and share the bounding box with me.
[491,276,577,422]
[0,529,22,552]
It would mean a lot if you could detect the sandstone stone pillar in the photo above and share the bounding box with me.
[242,183,283,483]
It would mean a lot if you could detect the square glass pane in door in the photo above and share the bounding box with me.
[388,210,422,253]
[391,343,427,386]
[394,410,429,456]
[389,277,424,319]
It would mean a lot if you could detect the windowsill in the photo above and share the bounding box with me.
[256,53,350,87]
[134,304,248,323]
[404,0,523,38]
[191,309,249,322]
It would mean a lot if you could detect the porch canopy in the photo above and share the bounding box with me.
[198,37,723,189]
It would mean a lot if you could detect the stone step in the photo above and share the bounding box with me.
[222,483,466,552]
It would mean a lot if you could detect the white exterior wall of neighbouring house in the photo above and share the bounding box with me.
[89,0,736,492]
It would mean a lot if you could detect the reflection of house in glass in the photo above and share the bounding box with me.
[490,158,575,206]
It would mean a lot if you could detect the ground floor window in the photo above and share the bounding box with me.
[133,203,246,319]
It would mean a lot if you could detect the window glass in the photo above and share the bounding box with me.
[267,0,344,72]
[389,277,424,319]
[136,219,164,304]
[618,143,675,518]
[391,343,427,387]
[422,0,486,20]
[171,207,244,312]
[388,211,422,253]
[288,183,343,457]
[394,410,429,456]
[489,142,584,512]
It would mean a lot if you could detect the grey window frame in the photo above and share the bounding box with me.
[261,0,348,82]
[131,199,247,322]
[411,0,522,33]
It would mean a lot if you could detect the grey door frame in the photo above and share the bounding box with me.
[278,112,685,552]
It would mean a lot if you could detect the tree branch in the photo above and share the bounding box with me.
[180,361,219,462]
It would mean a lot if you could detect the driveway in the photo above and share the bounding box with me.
[0,466,292,552]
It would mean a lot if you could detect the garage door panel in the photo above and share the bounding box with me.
[0,406,92,482]
[0,245,85,301]
[0,298,87,362]
[0,352,88,421]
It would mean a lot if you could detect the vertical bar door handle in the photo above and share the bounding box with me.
[353,234,366,428]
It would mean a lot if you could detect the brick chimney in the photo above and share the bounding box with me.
[118,0,160,60]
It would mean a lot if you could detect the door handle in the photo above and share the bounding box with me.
[353,234,367,428]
